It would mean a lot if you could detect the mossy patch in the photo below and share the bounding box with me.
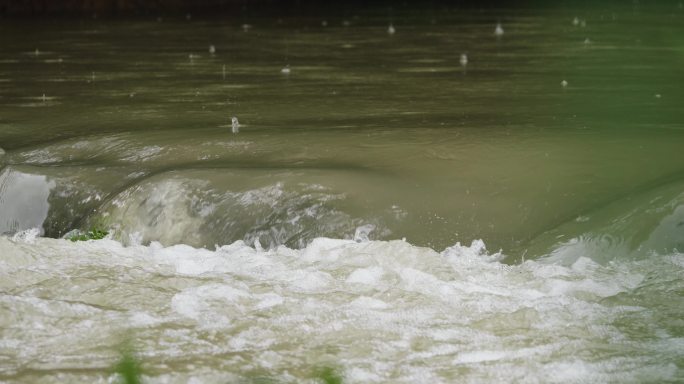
[69,228,109,242]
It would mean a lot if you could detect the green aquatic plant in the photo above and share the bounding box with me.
[69,228,109,242]
[115,349,142,384]
[109,342,342,384]
[314,366,343,384]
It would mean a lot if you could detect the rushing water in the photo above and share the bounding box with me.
[1,3,684,383]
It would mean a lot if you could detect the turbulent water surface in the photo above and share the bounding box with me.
[1,3,684,383]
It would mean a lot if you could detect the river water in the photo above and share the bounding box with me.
[1,4,683,383]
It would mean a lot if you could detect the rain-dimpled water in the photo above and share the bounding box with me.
[1,3,684,383]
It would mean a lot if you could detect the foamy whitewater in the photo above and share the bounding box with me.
[2,5,684,382]
[1,231,682,383]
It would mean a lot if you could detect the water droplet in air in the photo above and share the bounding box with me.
[573,17,580,26]
[459,53,468,67]
[209,45,216,54]
[561,80,568,87]
[387,24,396,35]
[281,65,291,75]
[354,224,376,242]
[231,117,240,133]
[495,23,504,37]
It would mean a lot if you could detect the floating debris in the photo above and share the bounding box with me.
[388,24,396,35]
[495,23,504,37]
[561,80,568,88]
[281,65,291,75]
[209,45,216,54]
[459,53,468,67]
[655,94,662,98]
[231,116,240,133]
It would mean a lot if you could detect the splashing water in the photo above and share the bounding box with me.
[231,116,239,133]
[494,23,504,37]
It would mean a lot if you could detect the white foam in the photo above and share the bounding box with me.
[346,266,384,285]
[0,235,680,383]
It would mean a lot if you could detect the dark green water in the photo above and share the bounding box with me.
[0,4,683,383]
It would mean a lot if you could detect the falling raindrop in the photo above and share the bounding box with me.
[321,20,328,27]
[42,94,46,102]
[231,117,240,133]
[281,65,291,75]
[459,53,468,67]
[583,38,592,45]
[561,80,568,88]
[387,24,396,35]
[209,45,216,54]
[495,23,504,37]
[573,17,580,26]
[222,64,226,80]
[34,49,40,56]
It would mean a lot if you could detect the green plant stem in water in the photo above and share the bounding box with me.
[115,350,142,384]
[69,228,108,242]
